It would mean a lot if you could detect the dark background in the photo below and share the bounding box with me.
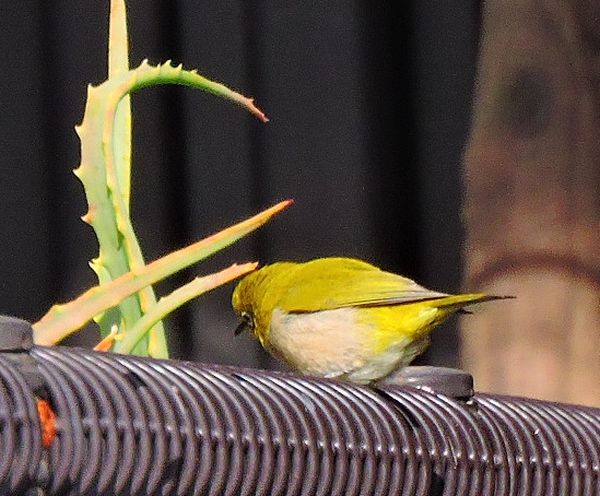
[0,2,480,371]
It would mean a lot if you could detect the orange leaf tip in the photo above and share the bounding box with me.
[93,324,121,352]
[273,199,294,212]
[246,98,269,123]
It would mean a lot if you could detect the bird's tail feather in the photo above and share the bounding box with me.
[431,293,514,311]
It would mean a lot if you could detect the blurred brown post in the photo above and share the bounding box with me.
[462,0,600,406]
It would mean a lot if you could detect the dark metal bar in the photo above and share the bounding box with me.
[0,317,597,495]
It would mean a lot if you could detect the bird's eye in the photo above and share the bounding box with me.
[235,311,255,336]
[243,312,254,326]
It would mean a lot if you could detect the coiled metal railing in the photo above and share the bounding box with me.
[0,316,597,495]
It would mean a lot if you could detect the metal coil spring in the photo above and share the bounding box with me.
[0,345,597,495]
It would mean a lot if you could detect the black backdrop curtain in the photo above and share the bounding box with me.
[0,2,480,371]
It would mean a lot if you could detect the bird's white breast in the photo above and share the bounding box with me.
[268,307,424,384]
[268,307,369,378]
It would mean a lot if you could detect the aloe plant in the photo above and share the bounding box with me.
[31,0,289,357]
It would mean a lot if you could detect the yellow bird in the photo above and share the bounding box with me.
[232,257,510,384]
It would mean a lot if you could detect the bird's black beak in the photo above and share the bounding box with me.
[235,312,254,336]
[234,320,249,336]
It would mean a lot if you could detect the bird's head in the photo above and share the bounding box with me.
[231,262,296,346]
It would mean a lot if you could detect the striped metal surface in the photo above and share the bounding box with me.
[0,344,597,495]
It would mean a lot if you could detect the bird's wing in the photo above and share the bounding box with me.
[278,258,449,312]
